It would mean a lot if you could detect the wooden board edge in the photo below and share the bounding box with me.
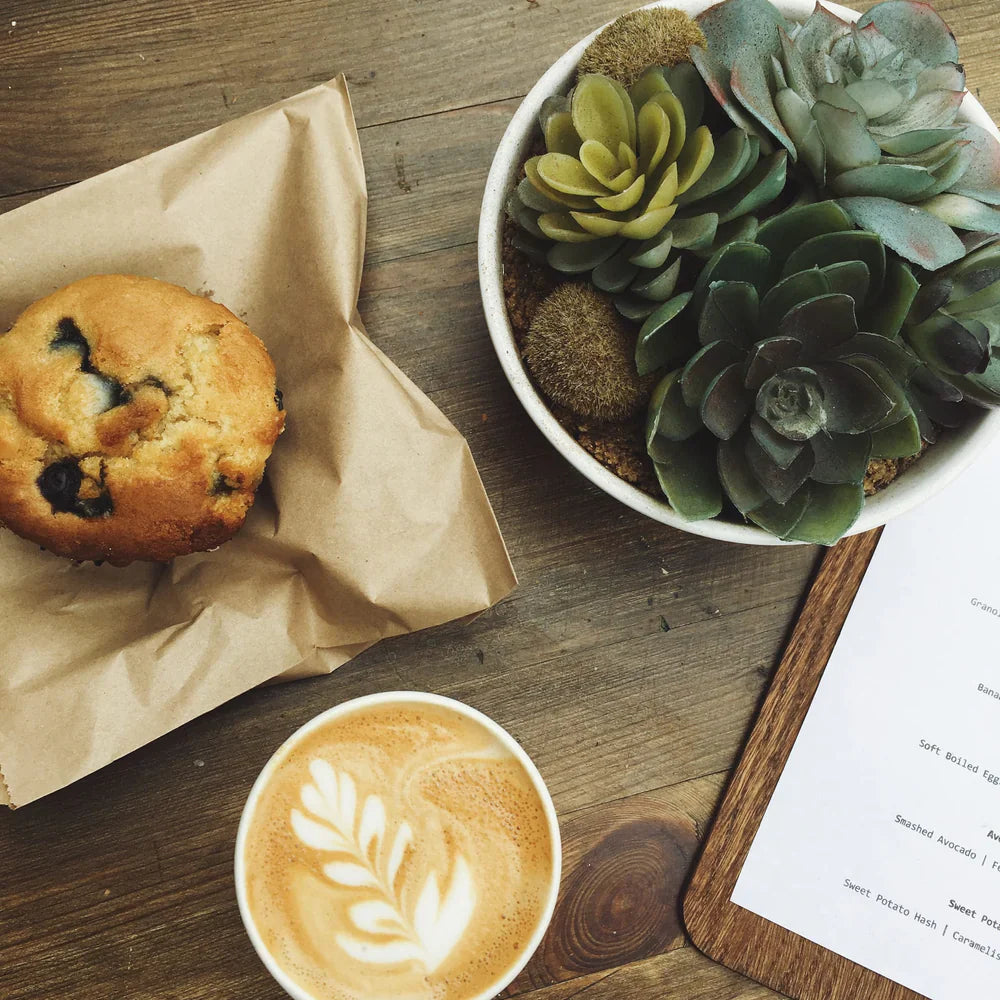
[681,528,927,1000]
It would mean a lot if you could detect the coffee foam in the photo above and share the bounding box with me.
[241,702,556,1000]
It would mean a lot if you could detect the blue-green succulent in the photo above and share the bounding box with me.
[691,0,1000,271]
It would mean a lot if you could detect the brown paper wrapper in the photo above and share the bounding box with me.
[0,77,516,808]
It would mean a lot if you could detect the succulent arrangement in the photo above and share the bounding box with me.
[503,0,1000,544]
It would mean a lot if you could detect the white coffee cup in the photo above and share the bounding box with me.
[235,691,562,1000]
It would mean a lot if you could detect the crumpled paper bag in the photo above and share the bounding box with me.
[0,77,516,808]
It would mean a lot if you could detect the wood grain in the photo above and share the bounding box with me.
[683,530,925,1000]
[0,0,635,194]
[521,943,781,1000]
[0,0,994,997]
[510,773,726,994]
[2,0,999,199]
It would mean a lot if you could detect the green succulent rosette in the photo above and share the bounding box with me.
[640,201,966,544]
[691,0,1000,271]
[904,235,1000,405]
[507,63,787,319]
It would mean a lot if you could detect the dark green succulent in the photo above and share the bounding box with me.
[691,0,1000,271]
[508,62,787,320]
[904,236,1000,406]
[641,201,961,544]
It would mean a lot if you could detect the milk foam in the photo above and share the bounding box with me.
[290,758,476,971]
[241,702,555,1000]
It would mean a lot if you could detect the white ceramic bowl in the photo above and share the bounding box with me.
[478,0,1000,545]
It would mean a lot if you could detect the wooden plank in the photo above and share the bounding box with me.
[3,0,999,200]
[6,1,1000,271]
[507,969,618,1000]
[0,0,633,195]
[683,530,921,1000]
[518,942,778,1000]
[507,773,727,995]
[361,99,518,264]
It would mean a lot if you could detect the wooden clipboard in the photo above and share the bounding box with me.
[683,528,928,1000]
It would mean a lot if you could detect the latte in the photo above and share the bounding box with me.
[236,694,560,1000]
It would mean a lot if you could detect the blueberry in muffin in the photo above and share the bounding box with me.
[0,275,286,564]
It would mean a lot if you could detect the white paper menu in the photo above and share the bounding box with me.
[731,433,1000,1000]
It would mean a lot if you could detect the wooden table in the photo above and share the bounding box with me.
[0,2,994,997]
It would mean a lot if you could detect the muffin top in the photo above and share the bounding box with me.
[0,274,285,564]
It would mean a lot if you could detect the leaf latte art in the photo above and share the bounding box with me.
[240,701,557,1000]
[291,759,476,971]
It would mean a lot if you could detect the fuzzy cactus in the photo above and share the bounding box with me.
[577,7,707,88]
[524,283,654,421]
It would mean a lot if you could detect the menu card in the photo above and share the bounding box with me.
[732,433,1000,999]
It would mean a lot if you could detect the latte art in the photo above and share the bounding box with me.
[239,699,558,1000]
[290,759,476,971]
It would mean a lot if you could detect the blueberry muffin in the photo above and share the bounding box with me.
[0,275,285,564]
